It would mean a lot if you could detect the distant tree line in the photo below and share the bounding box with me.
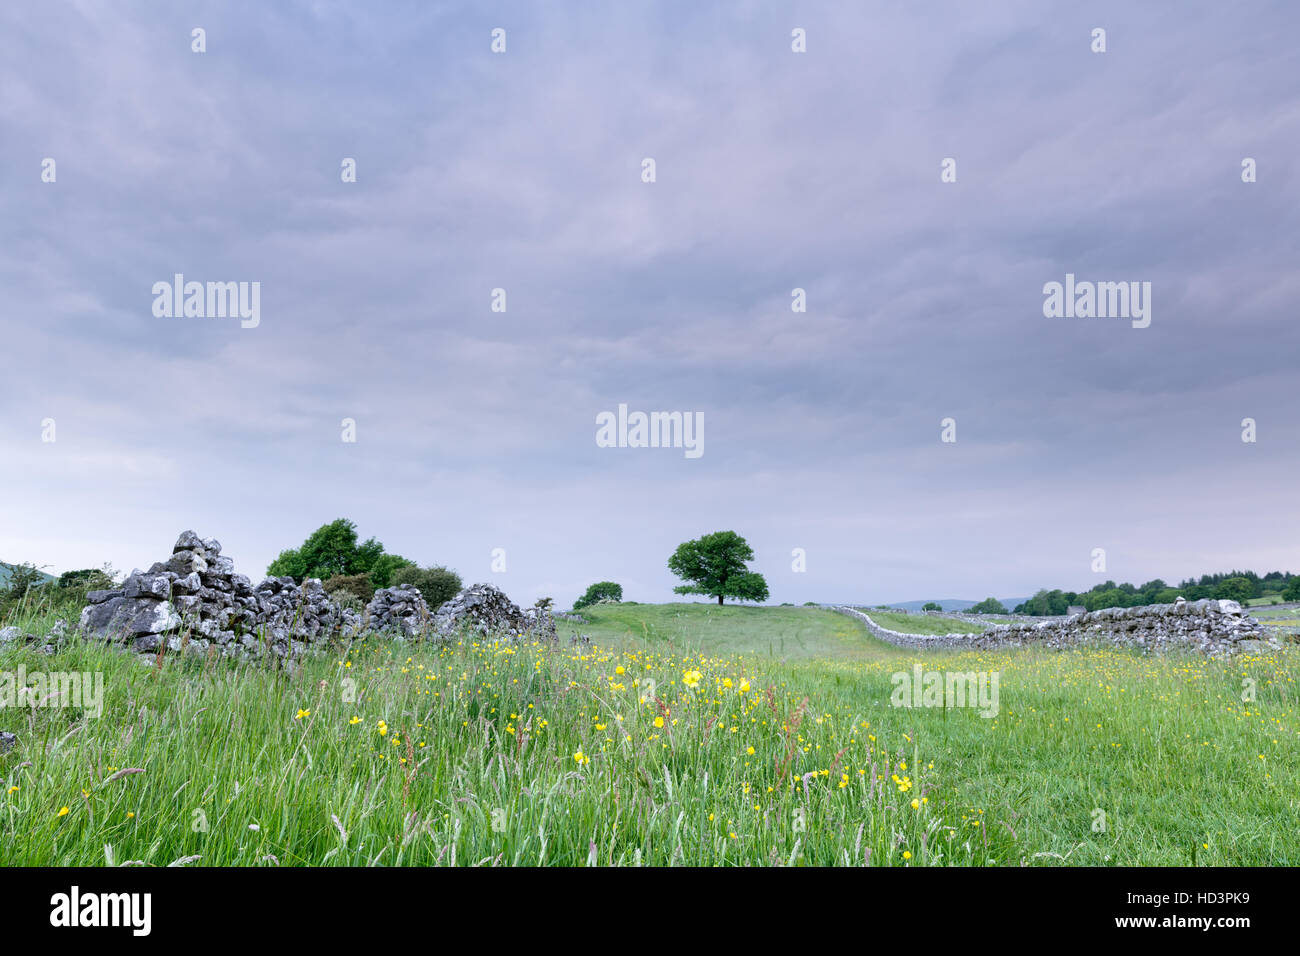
[1013,570,1300,615]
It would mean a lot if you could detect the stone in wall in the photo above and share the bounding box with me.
[364,584,429,638]
[0,622,66,656]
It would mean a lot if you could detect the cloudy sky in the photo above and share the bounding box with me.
[2,1,1297,607]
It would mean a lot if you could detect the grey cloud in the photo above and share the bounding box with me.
[1,0,1296,605]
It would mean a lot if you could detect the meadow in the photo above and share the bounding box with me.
[0,603,1296,866]
[853,609,989,636]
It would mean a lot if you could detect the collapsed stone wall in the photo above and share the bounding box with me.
[365,584,429,637]
[433,583,557,641]
[74,532,559,661]
[255,576,362,645]
[836,598,1275,658]
[79,532,362,659]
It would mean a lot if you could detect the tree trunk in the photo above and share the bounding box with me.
[717,595,724,605]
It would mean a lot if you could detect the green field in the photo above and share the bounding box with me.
[1,603,1296,866]
[556,602,892,659]
[1247,596,1290,607]
[857,609,988,636]
[1249,606,1299,620]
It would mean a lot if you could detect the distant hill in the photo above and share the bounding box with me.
[0,562,56,587]
[886,598,1029,612]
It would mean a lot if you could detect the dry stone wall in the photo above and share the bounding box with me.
[365,584,429,637]
[254,576,361,645]
[82,532,257,657]
[837,597,1275,658]
[75,531,557,662]
[79,532,366,660]
[433,583,557,641]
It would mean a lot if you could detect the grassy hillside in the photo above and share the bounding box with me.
[861,610,988,636]
[1,602,1296,865]
[555,602,895,660]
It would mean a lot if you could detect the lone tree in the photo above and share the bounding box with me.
[921,601,942,612]
[574,581,623,610]
[668,531,769,605]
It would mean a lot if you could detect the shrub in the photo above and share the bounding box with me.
[323,573,375,604]
[1,563,118,622]
[573,581,623,610]
[921,602,942,611]
[969,597,1008,614]
[331,590,366,612]
[391,565,462,611]
[1,562,47,604]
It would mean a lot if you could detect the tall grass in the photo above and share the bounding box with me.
[1,604,1295,866]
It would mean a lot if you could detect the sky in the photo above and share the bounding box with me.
[1,1,1298,608]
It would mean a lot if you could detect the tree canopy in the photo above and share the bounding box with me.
[667,531,770,605]
[574,581,623,610]
[267,519,414,586]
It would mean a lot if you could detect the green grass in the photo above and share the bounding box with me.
[558,602,894,660]
[860,609,988,635]
[1249,606,1297,619]
[1,603,1296,866]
